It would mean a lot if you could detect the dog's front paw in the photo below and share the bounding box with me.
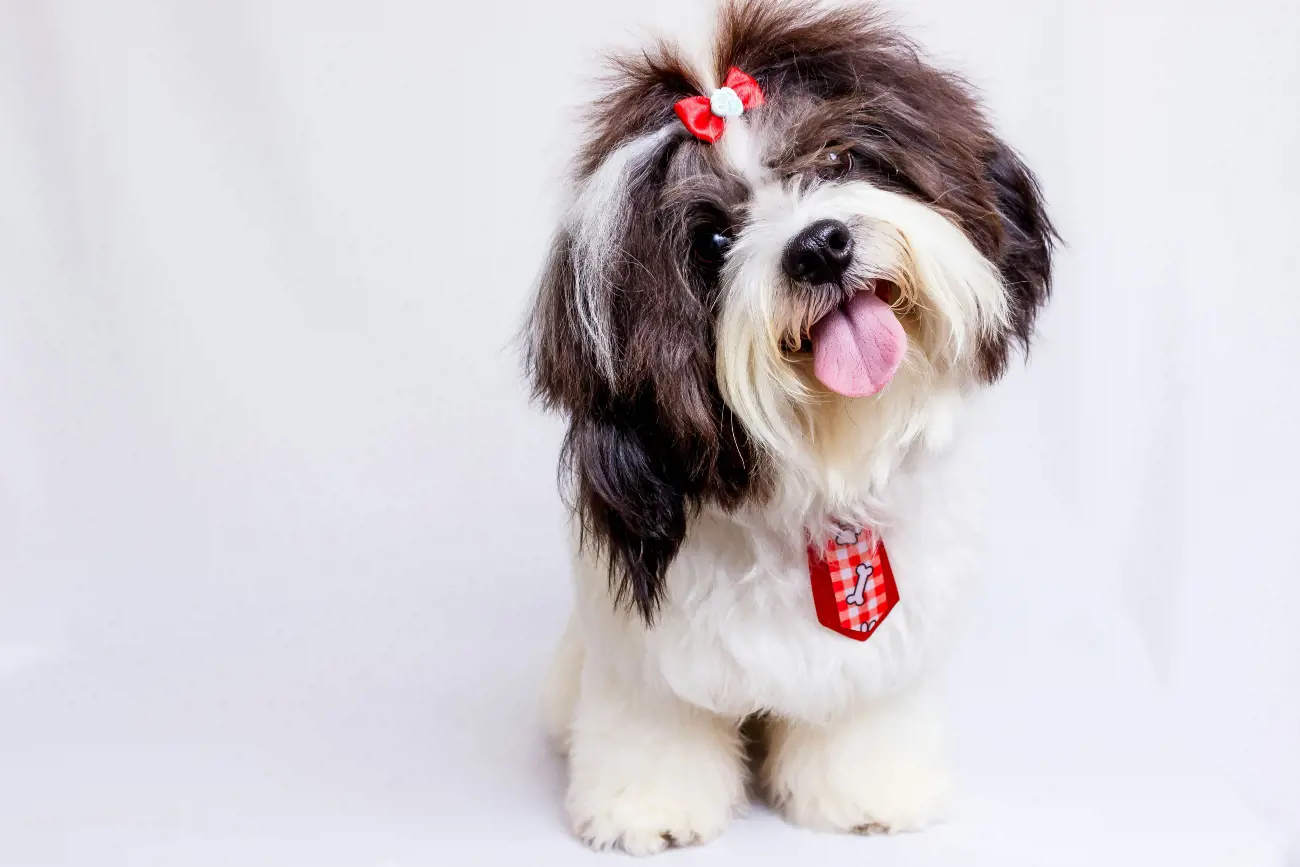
[564,657,746,853]
[776,758,952,834]
[567,777,737,855]
[763,691,951,835]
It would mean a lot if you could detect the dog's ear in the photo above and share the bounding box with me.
[564,402,691,621]
[525,200,754,624]
[979,140,1057,379]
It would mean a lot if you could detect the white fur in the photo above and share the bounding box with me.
[764,679,952,833]
[716,117,768,186]
[563,645,749,855]
[717,177,1008,481]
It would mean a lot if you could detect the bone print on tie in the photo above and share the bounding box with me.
[833,526,860,546]
[845,563,873,607]
[806,525,899,641]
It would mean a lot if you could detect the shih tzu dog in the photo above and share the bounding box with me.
[524,0,1054,854]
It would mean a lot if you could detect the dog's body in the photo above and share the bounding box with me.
[546,434,976,851]
[526,0,1054,854]
[545,402,978,852]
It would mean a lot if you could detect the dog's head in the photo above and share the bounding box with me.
[526,0,1055,621]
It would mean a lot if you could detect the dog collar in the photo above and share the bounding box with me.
[807,525,899,641]
[673,68,765,143]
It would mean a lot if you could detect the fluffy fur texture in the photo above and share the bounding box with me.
[525,0,1055,853]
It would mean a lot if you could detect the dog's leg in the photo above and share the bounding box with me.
[762,682,951,834]
[566,654,746,855]
[540,614,584,754]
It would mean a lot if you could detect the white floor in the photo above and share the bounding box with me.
[1,572,1287,867]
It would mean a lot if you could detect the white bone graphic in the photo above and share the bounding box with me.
[845,563,873,607]
[856,618,879,633]
[833,527,860,546]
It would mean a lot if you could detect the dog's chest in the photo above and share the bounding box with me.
[642,501,969,722]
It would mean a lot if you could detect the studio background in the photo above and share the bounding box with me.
[1,1,1297,865]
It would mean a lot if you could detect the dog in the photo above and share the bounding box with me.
[524,0,1055,853]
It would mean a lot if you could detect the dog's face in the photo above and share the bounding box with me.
[527,0,1055,621]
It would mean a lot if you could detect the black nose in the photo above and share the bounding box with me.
[782,219,854,285]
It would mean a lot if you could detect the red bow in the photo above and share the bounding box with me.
[673,68,765,143]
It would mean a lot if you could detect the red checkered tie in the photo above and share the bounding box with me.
[807,526,899,641]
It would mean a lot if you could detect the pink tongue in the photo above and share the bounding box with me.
[810,291,907,397]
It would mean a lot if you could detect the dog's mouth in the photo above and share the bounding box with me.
[785,280,907,397]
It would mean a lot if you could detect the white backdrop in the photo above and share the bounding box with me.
[1,1,1298,865]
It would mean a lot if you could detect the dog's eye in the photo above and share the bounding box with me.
[691,224,733,271]
[817,145,855,180]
